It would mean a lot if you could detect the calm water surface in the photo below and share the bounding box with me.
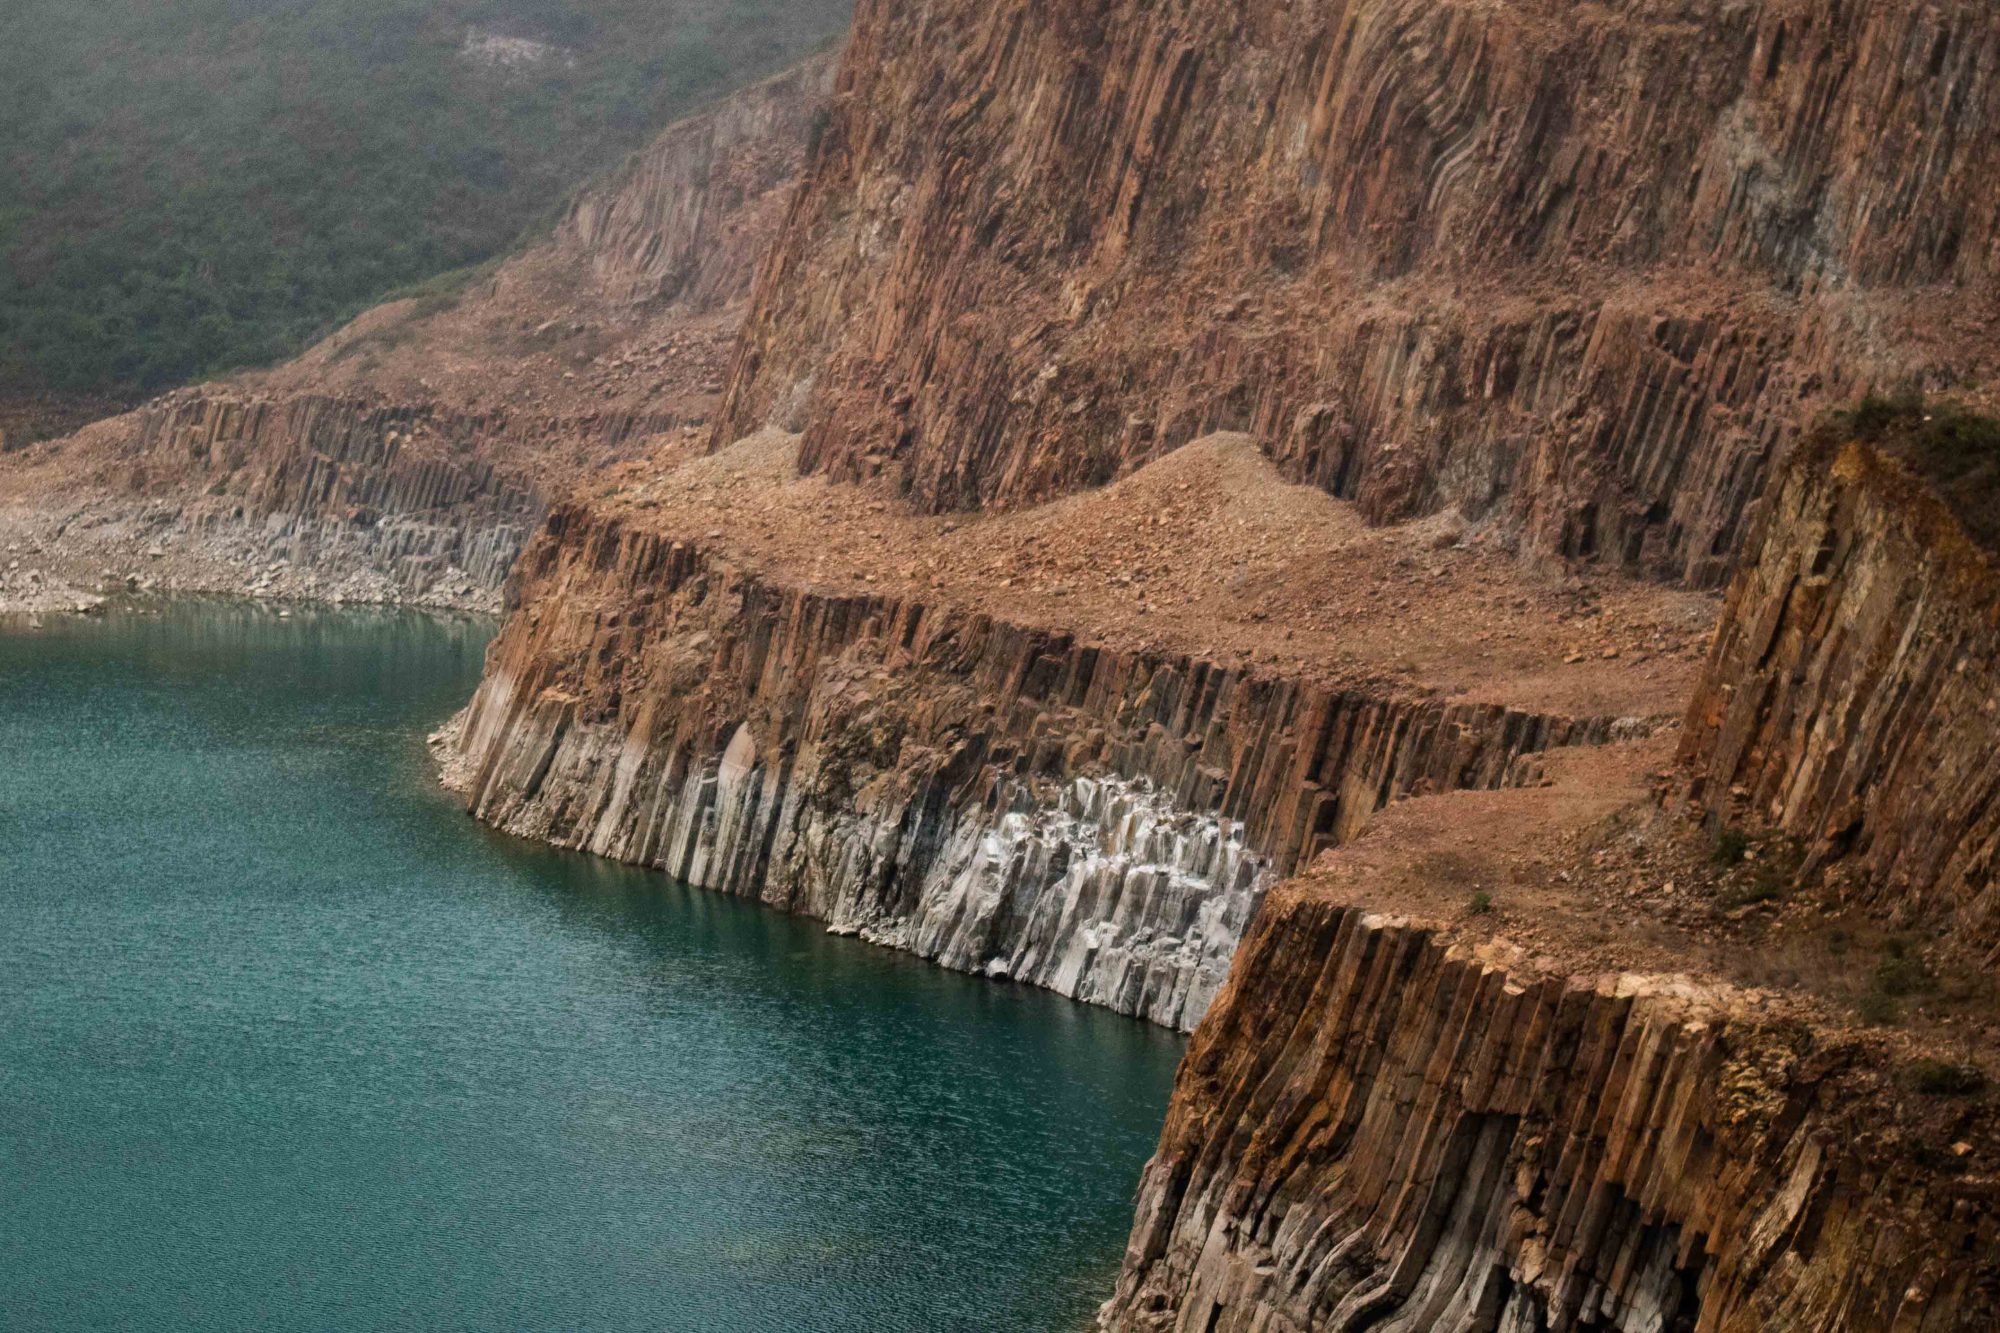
[0,602,1183,1332]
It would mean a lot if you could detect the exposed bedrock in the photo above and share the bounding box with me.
[99,390,611,596]
[1681,438,2000,965]
[557,53,840,309]
[1100,892,2000,1331]
[718,0,2000,585]
[448,506,1623,1028]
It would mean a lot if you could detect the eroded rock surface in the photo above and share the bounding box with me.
[448,494,1632,1028]
[11,0,2000,1321]
[1683,436,2000,965]
[720,0,2000,585]
[1101,749,2000,1331]
[428,2,2000,1317]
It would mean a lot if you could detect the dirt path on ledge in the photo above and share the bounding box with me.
[590,429,1716,720]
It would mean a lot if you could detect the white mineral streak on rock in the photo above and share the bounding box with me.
[741,758,1261,1030]
[876,776,1266,1029]
[466,702,1268,1029]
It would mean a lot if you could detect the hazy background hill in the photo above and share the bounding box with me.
[0,0,850,407]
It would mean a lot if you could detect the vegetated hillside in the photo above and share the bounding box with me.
[0,0,850,398]
[0,52,838,612]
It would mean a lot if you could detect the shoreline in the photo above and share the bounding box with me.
[0,497,505,619]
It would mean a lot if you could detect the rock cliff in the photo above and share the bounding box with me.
[13,0,1999,1322]
[1102,854,2000,1330]
[718,0,2000,586]
[424,1,2000,1319]
[554,56,835,312]
[58,390,621,598]
[1682,431,2000,965]
[446,475,1644,1029]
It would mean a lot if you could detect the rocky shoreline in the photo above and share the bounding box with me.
[0,499,501,619]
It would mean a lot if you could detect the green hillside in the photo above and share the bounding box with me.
[0,0,850,396]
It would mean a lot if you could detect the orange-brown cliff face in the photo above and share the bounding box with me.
[0,54,837,610]
[446,453,1679,1026]
[717,0,2000,586]
[1682,432,2000,965]
[1102,749,2000,1331]
[1093,425,2000,1329]
[428,0,2000,1326]
[13,0,1994,1323]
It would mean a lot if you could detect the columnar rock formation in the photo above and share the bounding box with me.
[1682,435,2000,964]
[554,55,838,311]
[87,390,647,595]
[719,0,2000,586]
[1094,431,2000,1324]
[1102,888,1999,1330]
[427,0,2000,1319]
[448,503,1623,1028]
[15,0,1999,1321]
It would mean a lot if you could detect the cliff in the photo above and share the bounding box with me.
[1101,744,2000,1331]
[444,431,1695,1029]
[12,0,1996,1320]
[553,55,834,313]
[47,391,632,598]
[1095,417,2000,1326]
[425,0,2000,1318]
[0,54,837,609]
[717,0,2000,586]
[1682,430,2000,965]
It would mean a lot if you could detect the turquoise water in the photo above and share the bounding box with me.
[0,602,1183,1332]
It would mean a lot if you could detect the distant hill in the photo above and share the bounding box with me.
[0,0,850,398]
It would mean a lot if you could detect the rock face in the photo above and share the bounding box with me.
[429,1,1999,1320]
[18,0,1992,1320]
[449,504,1620,1028]
[1101,891,2000,1331]
[93,391,620,597]
[556,55,838,310]
[718,0,2000,585]
[1682,437,2000,964]
[408,0,2000,1321]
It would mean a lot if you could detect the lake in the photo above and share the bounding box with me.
[0,602,1182,1332]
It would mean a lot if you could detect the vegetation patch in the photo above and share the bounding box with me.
[1828,391,2000,548]
[1711,824,1752,867]
[1873,937,1937,998]
[1906,1058,1986,1097]
[1707,826,1799,909]
[0,0,851,395]
[1855,990,1901,1026]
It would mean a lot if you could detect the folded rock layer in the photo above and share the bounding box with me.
[719,0,2000,586]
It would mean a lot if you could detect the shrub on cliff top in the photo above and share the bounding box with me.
[1907,1058,1986,1097]
[1829,392,2000,548]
